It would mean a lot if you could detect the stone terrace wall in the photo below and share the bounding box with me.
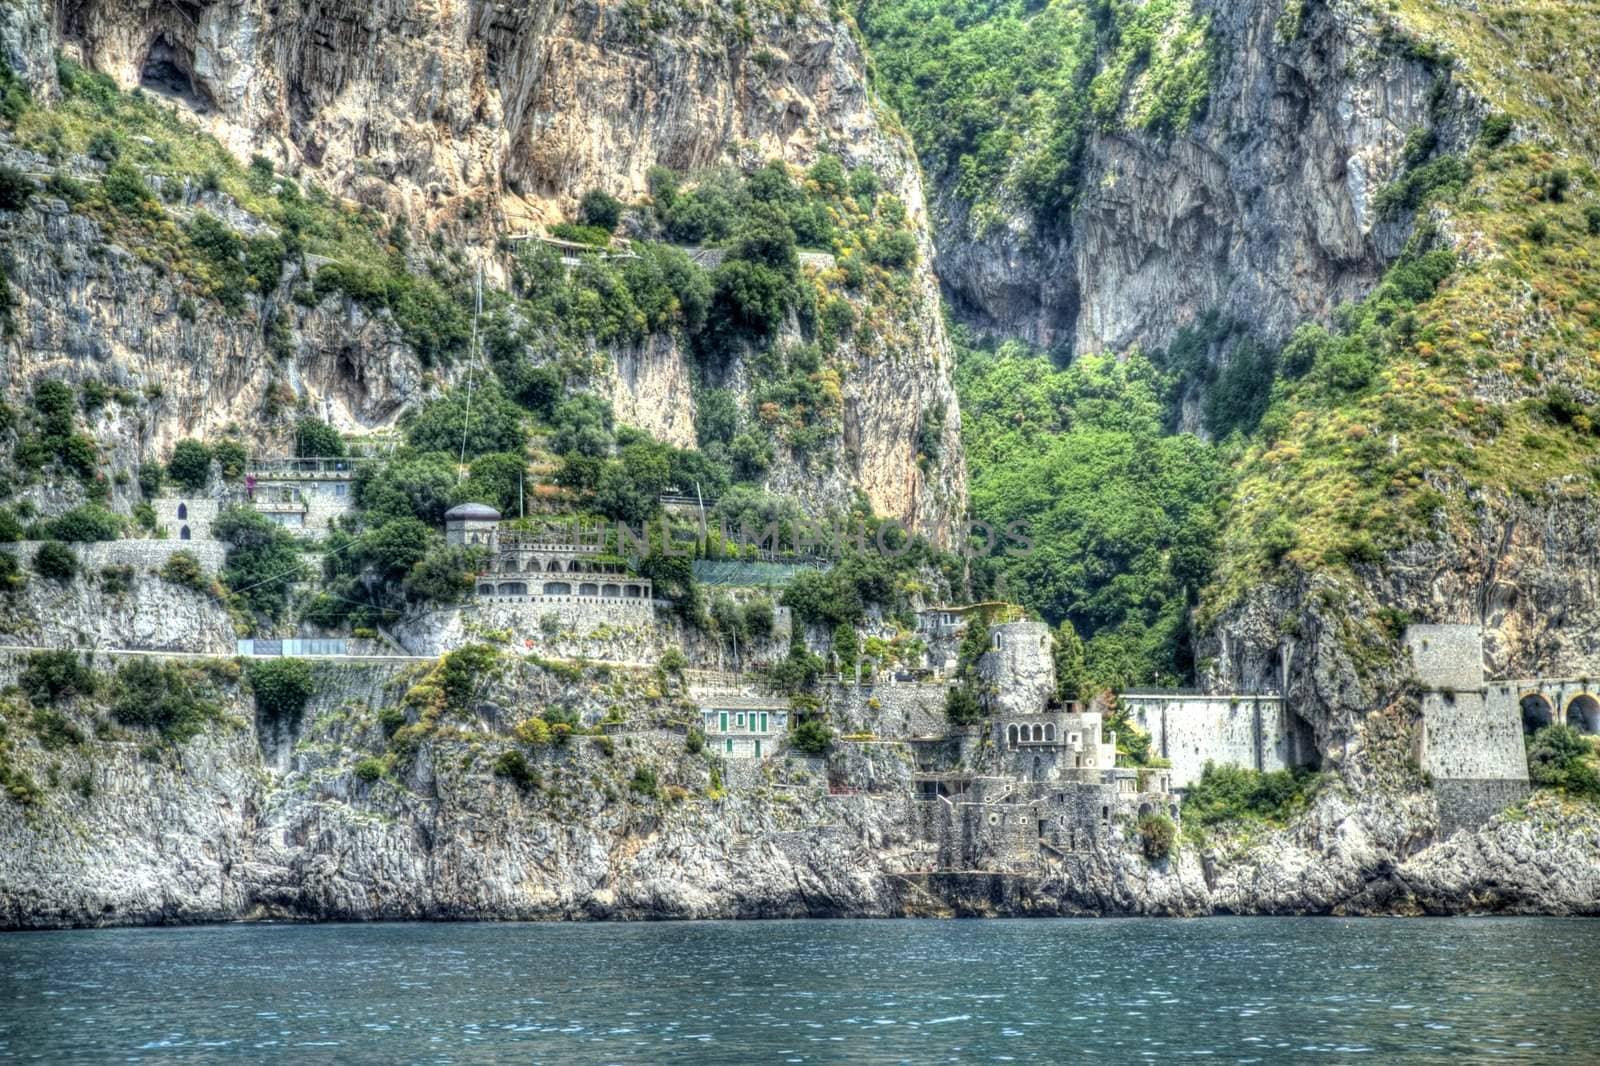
[2,539,226,573]
[827,681,951,738]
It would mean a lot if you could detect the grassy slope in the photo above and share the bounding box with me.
[1205,3,1600,620]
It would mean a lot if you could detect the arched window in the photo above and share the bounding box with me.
[179,525,191,540]
[601,584,621,598]
[579,582,599,596]
[1032,724,1043,742]
[1044,723,1056,743]
[177,502,188,520]
[1007,724,1019,749]
[544,581,571,596]
[548,559,562,572]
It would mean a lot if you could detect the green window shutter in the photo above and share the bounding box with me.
[760,713,768,732]
[720,711,728,731]
[725,738,733,754]
[755,739,762,758]
[737,712,745,729]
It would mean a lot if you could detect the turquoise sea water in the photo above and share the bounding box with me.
[2,917,1598,1062]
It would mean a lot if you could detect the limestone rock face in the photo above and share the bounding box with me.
[6,0,966,541]
[932,0,1468,359]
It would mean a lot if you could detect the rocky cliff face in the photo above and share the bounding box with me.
[928,0,1468,358]
[1,0,966,539]
[4,649,1596,929]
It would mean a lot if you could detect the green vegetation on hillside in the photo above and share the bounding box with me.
[857,0,1213,231]
[1205,137,1600,621]
[955,334,1222,690]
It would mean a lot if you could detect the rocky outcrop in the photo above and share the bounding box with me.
[933,0,1472,357]
[2,649,1594,928]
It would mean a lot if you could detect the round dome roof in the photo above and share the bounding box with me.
[444,502,501,521]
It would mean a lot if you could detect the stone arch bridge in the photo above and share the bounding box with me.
[1506,679,1600,735]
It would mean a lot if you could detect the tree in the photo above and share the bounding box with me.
[41,504,122,542]
[1053,620,1087,702]
[578,188,624,231]
[213,506,302,619]
[1527,725,1600,798]
[295,418,345,457]
[404,382,526,459]
[831,622,859,673]
[358,517,437,585]
[790,717,833,754]
[355,450,460,526]
[461,452,527,516]
[402,544,479,604]
[247,658,316,729]
[167,439,214,492]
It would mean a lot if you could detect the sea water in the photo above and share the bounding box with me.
[3,917,1598,1062]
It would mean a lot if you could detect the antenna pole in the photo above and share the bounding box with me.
[458,261,483,476]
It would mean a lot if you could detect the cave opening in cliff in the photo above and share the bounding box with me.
[140,34,213,114]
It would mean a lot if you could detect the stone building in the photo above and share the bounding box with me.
[151,456,361,541]
[444,502,503,548]
[978,621,1055,718]
[993,704,1119,782]
[461,513,654,608]
[1405,624,1531,834]
[697,696,790,759]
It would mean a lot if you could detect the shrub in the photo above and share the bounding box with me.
[1527,725,1600,799]
[1137,812,1177,860]
[353,757,385,783]
[629,764,660,798]
[30,707,84,751]
[513,716,553,746]
[944,684,984,725]
[41,504,122,542]
[100,564,134,596]
[160,550,210,592]
[1479,113,1514,149]
[378,706,407,735]
[493,749,540,790]
[1182,763,1319,826]
[0,164,34,211]
[20,649,97,704]
[110,658,219,743]
[167,439,214,491]
[685,727,705,754]
[1586,205,1600,237]
[247,658,316,729]
[33,541,77,580]
[659,647,687,675]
